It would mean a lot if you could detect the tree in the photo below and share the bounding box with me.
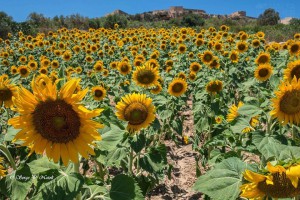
[103,14,128,29]
[181,13,205,27]
[0,11,13,39]
[257,8,280,26]
[290,18,300,26]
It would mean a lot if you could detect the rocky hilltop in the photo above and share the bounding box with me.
[106,6,255,20]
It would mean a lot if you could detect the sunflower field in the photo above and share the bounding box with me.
[0,25,300,200]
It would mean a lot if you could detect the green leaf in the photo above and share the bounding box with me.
[238,104,262,117]
[159,110,173,120]
[193,157,256,200]
[252,134,284,160]
[230,118,250,134]
[110,174,144,200]
[129,134,146,153]
[31,171,84,200]
[27,157,60,174]
[6,165,33,200]
[97,123,126,151]
[4,127,23,144]
[172,117,183,135]
[270,75,280,89]
[106,147,128,167]
[85,185,107,198]
[139,144,167,173]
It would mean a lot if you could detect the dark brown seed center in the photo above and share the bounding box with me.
[124,102,148,125]
[0,89,12,101]
[32,99,81,143]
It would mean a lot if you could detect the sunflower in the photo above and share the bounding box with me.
[10,66,18,75]
[289,41,300,56]
[215,116,223,124]
[132,63,159,88]
[115,93,156,133]
[178,44,187,54]
[150,83,162,94]
[0,75,17,108]
[255,52,271,65]
[284,60,300,82]
[110,61,118,69]
[118,61,132,75]
[39,67,48,75]
[227,102,244,122]
[240,162,300,199]
[209,57,220,69]
[0,157,6,179]
[229,51,239,63]
[270,77,300,125]
[252,39,261,48]
[91,86,106,101]
[146,59,160,69]
[189,62,201,73]
[8,78,104,166]
[242,116,259,133]
[236,41,248,53]
[254,64,273,82]
[62,51,72,61]
[188,72,197,81]
[28,61,38,70]
[18,65,30,78]
[206,80,223,94]
[201,51,214,65]
[168,78,188,97]
[41,58,50,68]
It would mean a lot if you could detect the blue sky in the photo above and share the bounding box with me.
[1,0,299,22]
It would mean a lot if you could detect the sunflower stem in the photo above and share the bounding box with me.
[128,147,134,175]
[0,144,16,170]
[73,161,82,200]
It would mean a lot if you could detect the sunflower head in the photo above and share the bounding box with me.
[18,66,30,77]
[206,80,223,94]
[168,78,188,97]
[189,62,201,73]
[115,93,156,133]
[240,162,300,199]
[270,77,300,125]
[229,51,239,63]
[201,51,214,64]
[8,78,104,166]
[255,52,271,65]
[289,41,300,56]
[284,60,300,82]
[91,86,106,101]
[132,63,159,88]
[254,64,273,82]
[227,101,244,122]
[118,61,132,75]
[150,83,162,94]
[0,75,17,108]
[0,157,6,179]
[236,41,248,53]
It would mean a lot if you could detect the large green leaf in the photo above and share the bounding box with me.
[230,118,250,134]
[31,170,84,200]
[5,165,33,200]
[27,157,60,174]
[237,105,262,117]
[193,157,256,200]
[158,110,173,120]
[129,134,146,153]
[97,124,126,151]
[139,144,167,173]
[252,133,284,160]
[110,174,144,200]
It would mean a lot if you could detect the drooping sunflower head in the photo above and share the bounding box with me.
[270,77,300,125]
[168,78,188,97]
[118,61,132,75]
[189,62,201,73]
[91,86,107,101]
[0,75,17,108]
[254,64,273,82]
[206,80,223,95]
[132,63,159,88]
[115,93,156,133]
[227,101,244,122]
[150,83,162,94]
[255,52,271,65]
[284,60,300,82]
[8,78,104,166]
[240,162,300,199]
